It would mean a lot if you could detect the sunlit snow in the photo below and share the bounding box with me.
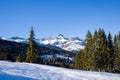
[0,61,120,80]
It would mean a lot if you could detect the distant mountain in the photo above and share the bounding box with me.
[40,34,85,52]
[9,37,27,43]
[0,39,74,62]
[0,34,85,52]
[0,37,27,43]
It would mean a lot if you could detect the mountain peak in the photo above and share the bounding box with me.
[1,35,85,52]
[56,34,66,40]
[9,37,26,42]
[70,37,80,40]
[10,37,25,40]
[57,34,65,38]
[41,35,85,52]
[58,34,64,37]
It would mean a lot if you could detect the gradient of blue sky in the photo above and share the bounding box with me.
[0,0,120,39]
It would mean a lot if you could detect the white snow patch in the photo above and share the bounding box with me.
[41,55,53,59]
[41,54,72,60]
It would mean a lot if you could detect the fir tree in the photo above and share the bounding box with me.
[3,53,9,60]
[75,31,95,71]
[95,29,110,71]
[107,32,114,72]
[114,33,120,73]
[75,29,120,73]
[25,27,40,63]
[75,50,84,70]
[16,54,22,62]
[83,31,95,70]
[93,30,99,71]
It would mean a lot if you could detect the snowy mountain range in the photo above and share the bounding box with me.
[0,34,85,52]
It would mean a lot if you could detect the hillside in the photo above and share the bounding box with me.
[0,39,74,62]
[0,61,120,80]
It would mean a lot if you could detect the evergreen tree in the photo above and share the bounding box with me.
[25,27,40,63]
[95,29,110,71]
[75,29,120,73]
[75,50,84,70]
[3,53,9,60]
[107,32,114,72]
[16,54,22,62]
[83,31,95,70]
[75,31,95,71]
[93,30,99,71]
[114,33,120,73]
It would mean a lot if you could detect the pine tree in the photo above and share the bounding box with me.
[3,53,9,60]
[75,50,84,70]
[75,29,119,72]
[114,33,120,73]
[94,29,110,71]
[25,27,40,63]
[75,31,95,71]
[93,30,99,71]
[83,31,95,70]
[107,32,114,72]
[16,54,22,62]
[90,29,110,71]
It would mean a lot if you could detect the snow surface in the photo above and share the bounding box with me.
[0,61,120,80]
[41,54,72,61]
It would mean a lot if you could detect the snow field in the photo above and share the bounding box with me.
[0,61,120,80]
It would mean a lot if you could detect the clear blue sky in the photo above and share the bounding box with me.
[0,0,120,39]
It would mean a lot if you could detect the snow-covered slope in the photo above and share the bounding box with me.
[0,37,27,43]
[41,53,73,61]
[0,61,120,80]
[9,37,27,42]
[0,34,85,52]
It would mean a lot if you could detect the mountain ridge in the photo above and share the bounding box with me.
[0,34,85,52]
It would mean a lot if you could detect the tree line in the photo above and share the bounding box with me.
[75,28,120,73]
[1,27,119,73]
[0,27,73,68]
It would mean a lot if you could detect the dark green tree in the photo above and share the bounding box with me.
[107,32,114,72]
[16,54,22,62]
[114,33,120,73]
[3,53,9,60]
[75,50,84,70]
[83,31,95,70]
[93,30,99,71]
[75,29,120,73]
[75,31,95,71]
[25,27,40,63]
[95,29,111,71]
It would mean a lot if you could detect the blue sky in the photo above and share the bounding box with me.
[0,0,120,39]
